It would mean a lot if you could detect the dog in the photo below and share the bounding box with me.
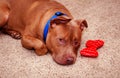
[0,0,88,65]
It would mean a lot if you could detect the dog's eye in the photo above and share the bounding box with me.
[73,40,80,47]
[74,41,78,46]
[58,38,66,45]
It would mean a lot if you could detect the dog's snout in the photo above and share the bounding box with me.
[66,57,74,65]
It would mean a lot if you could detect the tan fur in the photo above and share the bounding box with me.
[0,0,87,65]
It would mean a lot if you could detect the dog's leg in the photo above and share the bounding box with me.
[0,1,9,27]
[21,35,48,56]
[1,28,22,39]
[0,2,20,39]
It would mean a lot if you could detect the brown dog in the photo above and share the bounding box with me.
[0,0,88,65]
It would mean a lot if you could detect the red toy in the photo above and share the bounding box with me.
[80,40,104,57]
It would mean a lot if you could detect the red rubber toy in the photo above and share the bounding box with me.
[80,40,104,57]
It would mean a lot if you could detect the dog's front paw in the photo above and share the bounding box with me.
[35,44,48,56]
[10,31,22,39]
[4,30,22,39]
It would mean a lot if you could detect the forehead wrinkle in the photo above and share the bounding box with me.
[54,23,78,41]
[58,26,73,41]
[68,21,81,41]
[55,25,70,37]
[67,20,79,37]
[73,27,82,41]
[67,25,74,42]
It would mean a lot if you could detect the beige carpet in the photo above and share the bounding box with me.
[0,0,120,78]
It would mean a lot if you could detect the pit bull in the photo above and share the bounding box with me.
[0,0,88,65]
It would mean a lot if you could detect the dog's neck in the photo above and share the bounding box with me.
[43,12,66,41]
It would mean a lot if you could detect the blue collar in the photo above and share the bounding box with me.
[43,12,65,41]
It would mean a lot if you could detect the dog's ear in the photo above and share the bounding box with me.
[50,16,71,28]
[76,19,88,31]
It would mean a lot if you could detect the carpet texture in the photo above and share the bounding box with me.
[0,0,120,78]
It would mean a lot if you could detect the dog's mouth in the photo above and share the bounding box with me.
[52,54,76,65]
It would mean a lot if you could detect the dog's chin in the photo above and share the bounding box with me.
[54,58,68,65]
[52,54,75,65]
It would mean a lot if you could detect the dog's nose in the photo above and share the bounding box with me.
[66,57,74,65]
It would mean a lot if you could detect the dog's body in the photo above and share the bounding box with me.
[0,0,88,65]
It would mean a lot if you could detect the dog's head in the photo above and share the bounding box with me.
[46,16,88,65]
